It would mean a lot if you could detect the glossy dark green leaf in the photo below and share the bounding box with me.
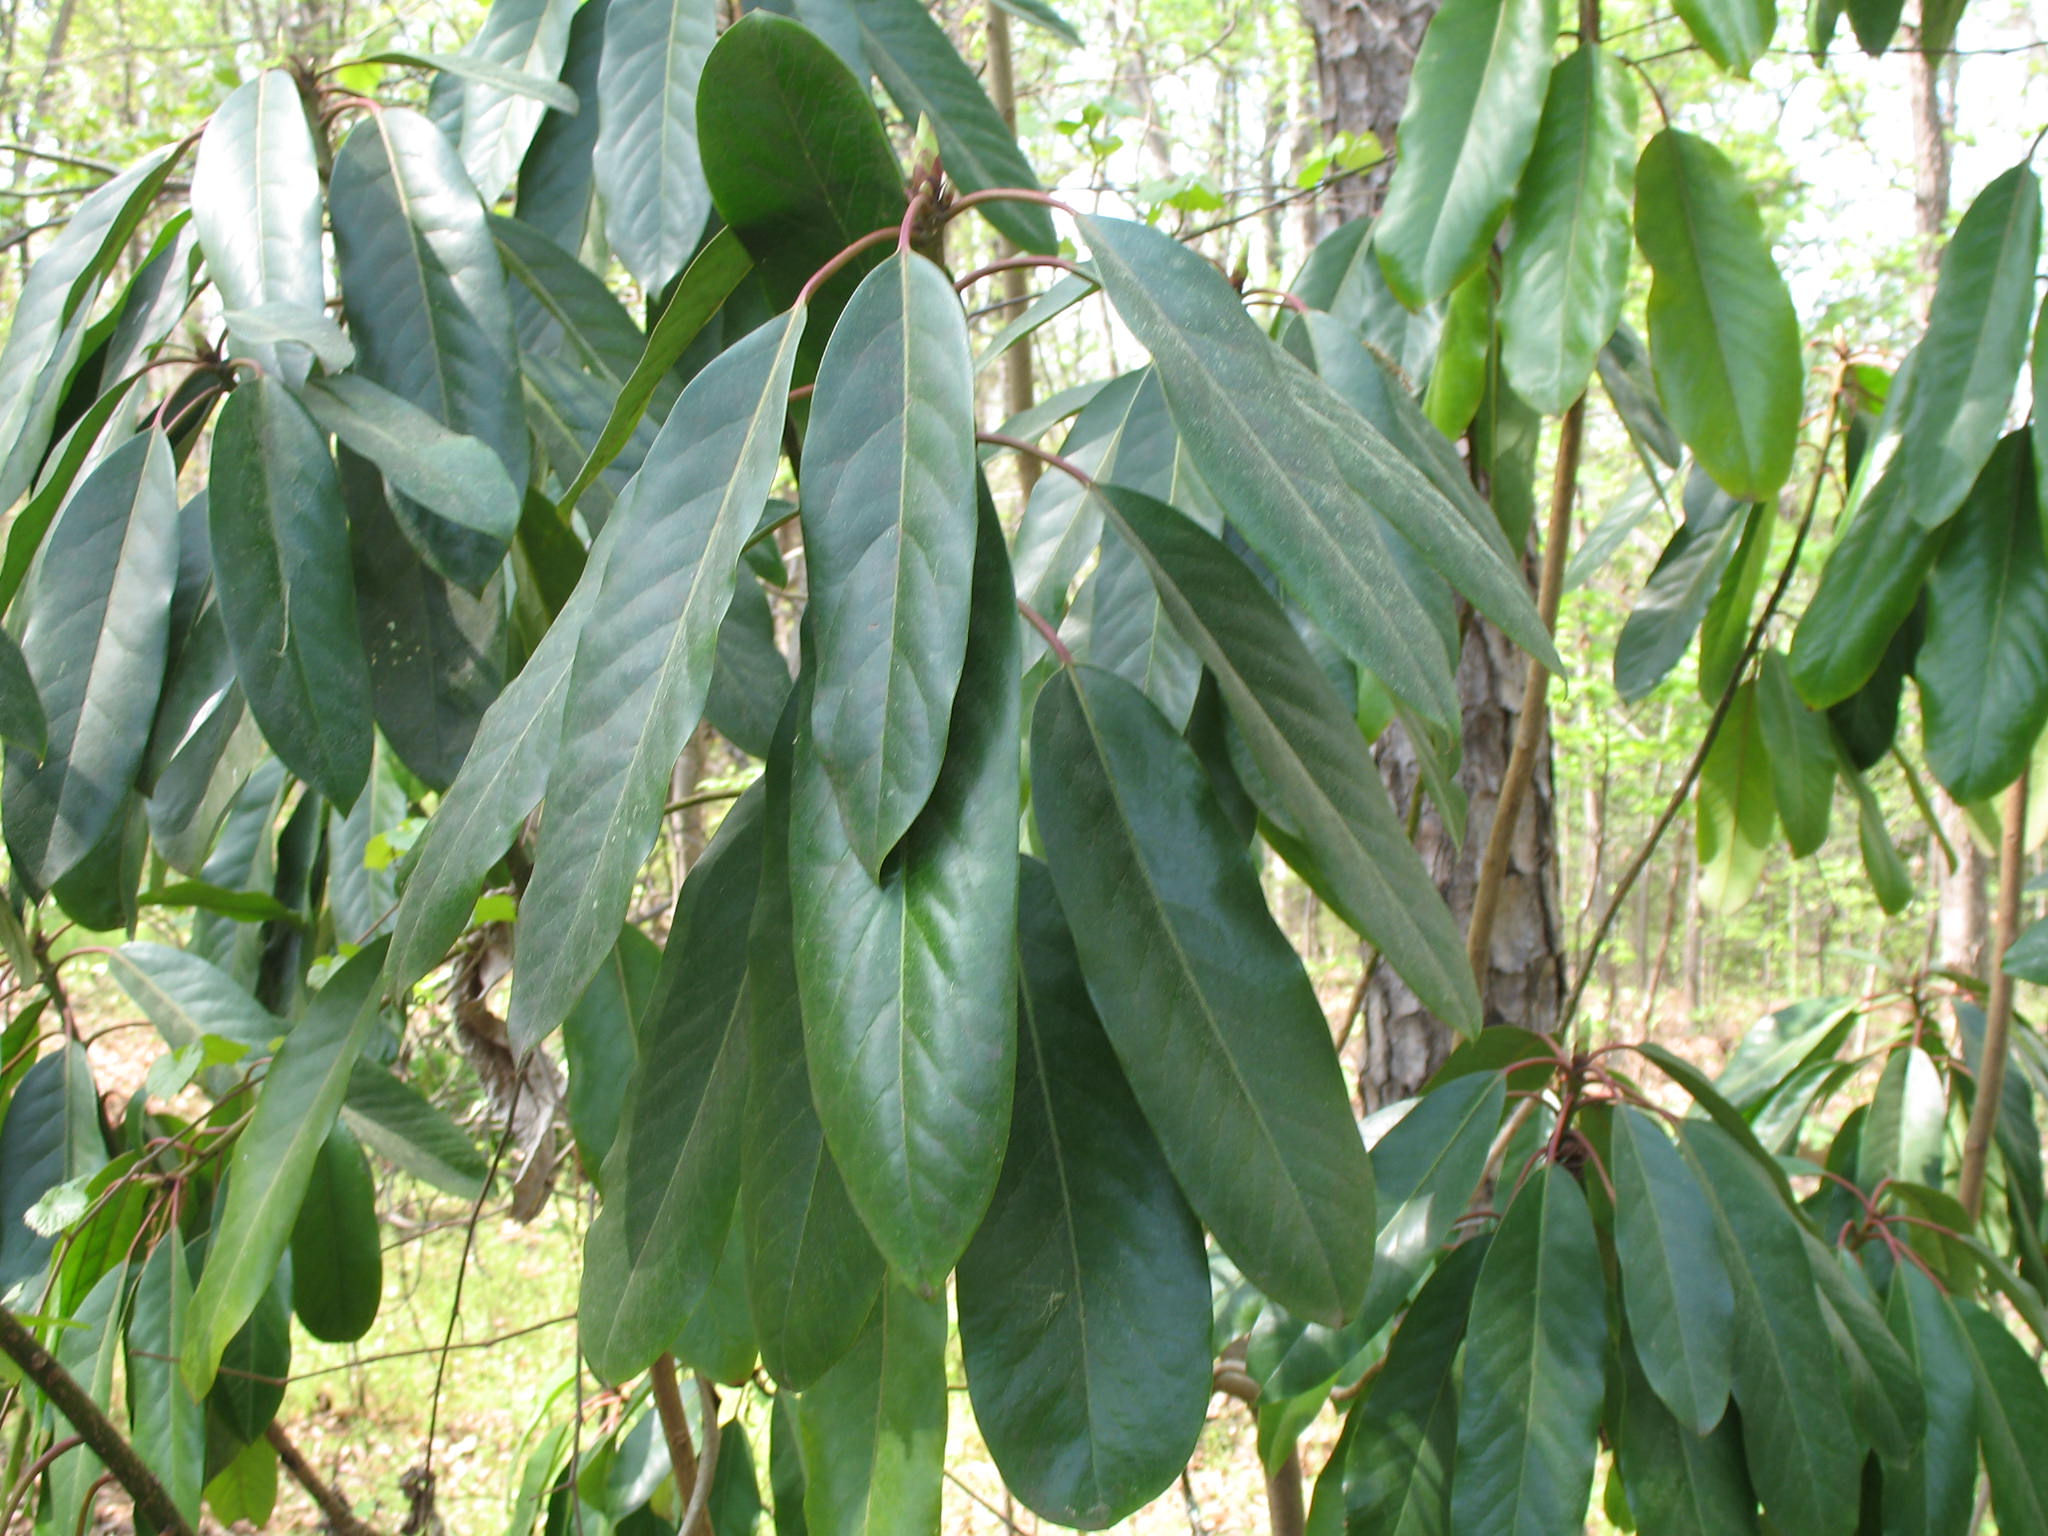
[1613,482,1751,700]
[1635,129,1803,502]
[190,72,325,385]
[849,0,1057,254]
[1098,485,1479,1035]
[1920,434,2048,800]
[1889,164,2041,531]
[43,1263,127,1536]
[0,1041,104,1292]
[1373,0,1558,307]
[289,1121,382,1342]
[49,791,146,932]
[1696,682,1775,913]
[1679,1121,1862,1536]
[3,432,178,889]
[522,353,652,534]
[513,0,607,249]
[1857,1046,1945,1194]
[578,790,762,1383]
[592,0,716,293]
[494,210,648,386]
[1806,1243,1924,1464]
[1849,768,1914,915]
[796,1284,946,1536]
[1955,1299,2048,1533]
[205,1259,290,1445]
[1450,1165,1606,1536]
[958,860,1209,1530]
[209,376,374,806]
[1032,663,1372,1325]
[184,942,388,1395]
[1673,0,1775,73]
[1344,1236,1487,1536]
[127,1236,205,1528]
[1882,1263,1976,1536]
[1082,214,1556,729]
[744,703,885,1389]
[1497,47,1638,414]
[330,106,529,526]
[1844,0,1903,50]
[1614,1341,1759,1536]
[1789,471,1942,708]
[509,309,802,1053]
[430,0,577,202]
[341,1058,488,1197]
[803,252,975,876]
[793,491,1019,1290]
[706,573,790,757]
[0,627,46,760]
[1612,1106,1735,1434]
[698,12,905,320]
[1699,501,1773,699]
[1756,648,1834,855]
[560,925,661,1173]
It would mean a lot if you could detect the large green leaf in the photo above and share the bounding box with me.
[190,72,325,385]
[1696,681,1775,913]
[1635,129,1803,502]
[0,1041,104,1292]
[341,1059,490,1198]
[1010,369,1156,622]
[744,702,885,1390]
[329,106,529,562]
[1920,434,2048,800]
[796,1284,947,1536]
[494,210,648,387]
[1082,214,1555,729]
[1344,1237,1488,1536]
[288,1122,383,1343]
[1883,1263,1977,1536]
[592,0,717,293]
[1373,0,1559,308]
[559,925,660,1173]
[849,0,1057,254]
[1614,1340,1758,1536]
[1450,1165,1607,1536]
[1673,0,1775,73]
[1097,485,1479,1035]
[1679,1121,1861,1536]
[1844,0,1904,50]
[793,491,1019,1290]
[1789,470,1943,708]
[1497,47,1638,414]
[184,941,388,1395]
[1611,1106,1735,1435]
[698,12,905,324]
[1955,1299,2048,1533]
[1755,648,1834,855]
[1887,164,2041,531]
[106,940,279,1058]
[513,0,609,248]
[1699,500,1774,699]
[127,1236,205,1528]
[209,377,374,806]
[1857,1045,1945,1193]
[430,0,578,202]
[957,860,1210,1530]
[802,252,976,876]
[1849,766,1914,914]
[508,309,802,1053]
[1032,663,1372,1325]
[1598,321,1684,467]
[1613,477,1752,700]
[578,790,762,1383]
[3,432,179,889]
[1806,1242,1924,1463]
[706,570,791,756]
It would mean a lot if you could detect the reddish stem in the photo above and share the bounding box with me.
[942,187,1082,224]
[976,431,1092,489]
[794,224,901,309]
[953,254,1090,292]
[1015,600,1074,668]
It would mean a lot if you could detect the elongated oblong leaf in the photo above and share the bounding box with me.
[1696,681,1775,913]
[797,1284,947,1536]
[289,1122,382,1342]
[803,252,976,876]
[1450,1165,1607,1536]
[209,377,374,807]
[190,72,326,385]
[1635,129,1803,502]
[430,0,577,203]
[3,432,179,889]
[958,861,1210,1529]
[1498,46,1638,414]
[793,491,1019,1290]
[1956,1299,2048,1534]
[127,1237,204,1528]
[1674,0,1775,73]
[1613,482,1752,700]
[593,0,717,293]
[508,309,802,1053]
[1032,663,1372,1325]
[1756,648,1834,854]
[1883,1262,1977,1536]
[1789,469,1942,708]
[1614,1340,1759,1536]
[184,941,388,1395]
[0,1042,104,1292]
[1375,0,1558,307]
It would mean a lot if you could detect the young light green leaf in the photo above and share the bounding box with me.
[508,308,803,1054]
[1696,681,1775,913]
[1498,47,1639,414]
[1032,663,1373,1325]
[803,252,976,876]
[1849,767,1913,914]
[794,491,1019,1291]
[1450,1166,1608,1536]
[1635,129,1804,502]
[592,0,717,293]
[1698,501,1773,700]
[957,861,1210,1530]
[797,1284,947,1536]
[1673,0,1775,73]
[1755,648,1834,855]
[1373,0,1559,308]
[209,376,374,807]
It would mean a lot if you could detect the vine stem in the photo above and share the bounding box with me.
[1959,769,2029,1220]
[0,1308,194,1536]
[1465,395,1583,990]
[1561,376,1844,1033]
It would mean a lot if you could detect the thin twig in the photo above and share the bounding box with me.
[1959,770,2029,1220]
[267,1421,383,1536]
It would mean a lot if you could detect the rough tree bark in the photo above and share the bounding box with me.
[1300,0,1567,1109]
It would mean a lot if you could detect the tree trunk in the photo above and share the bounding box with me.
[1301,0,1566,1109]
